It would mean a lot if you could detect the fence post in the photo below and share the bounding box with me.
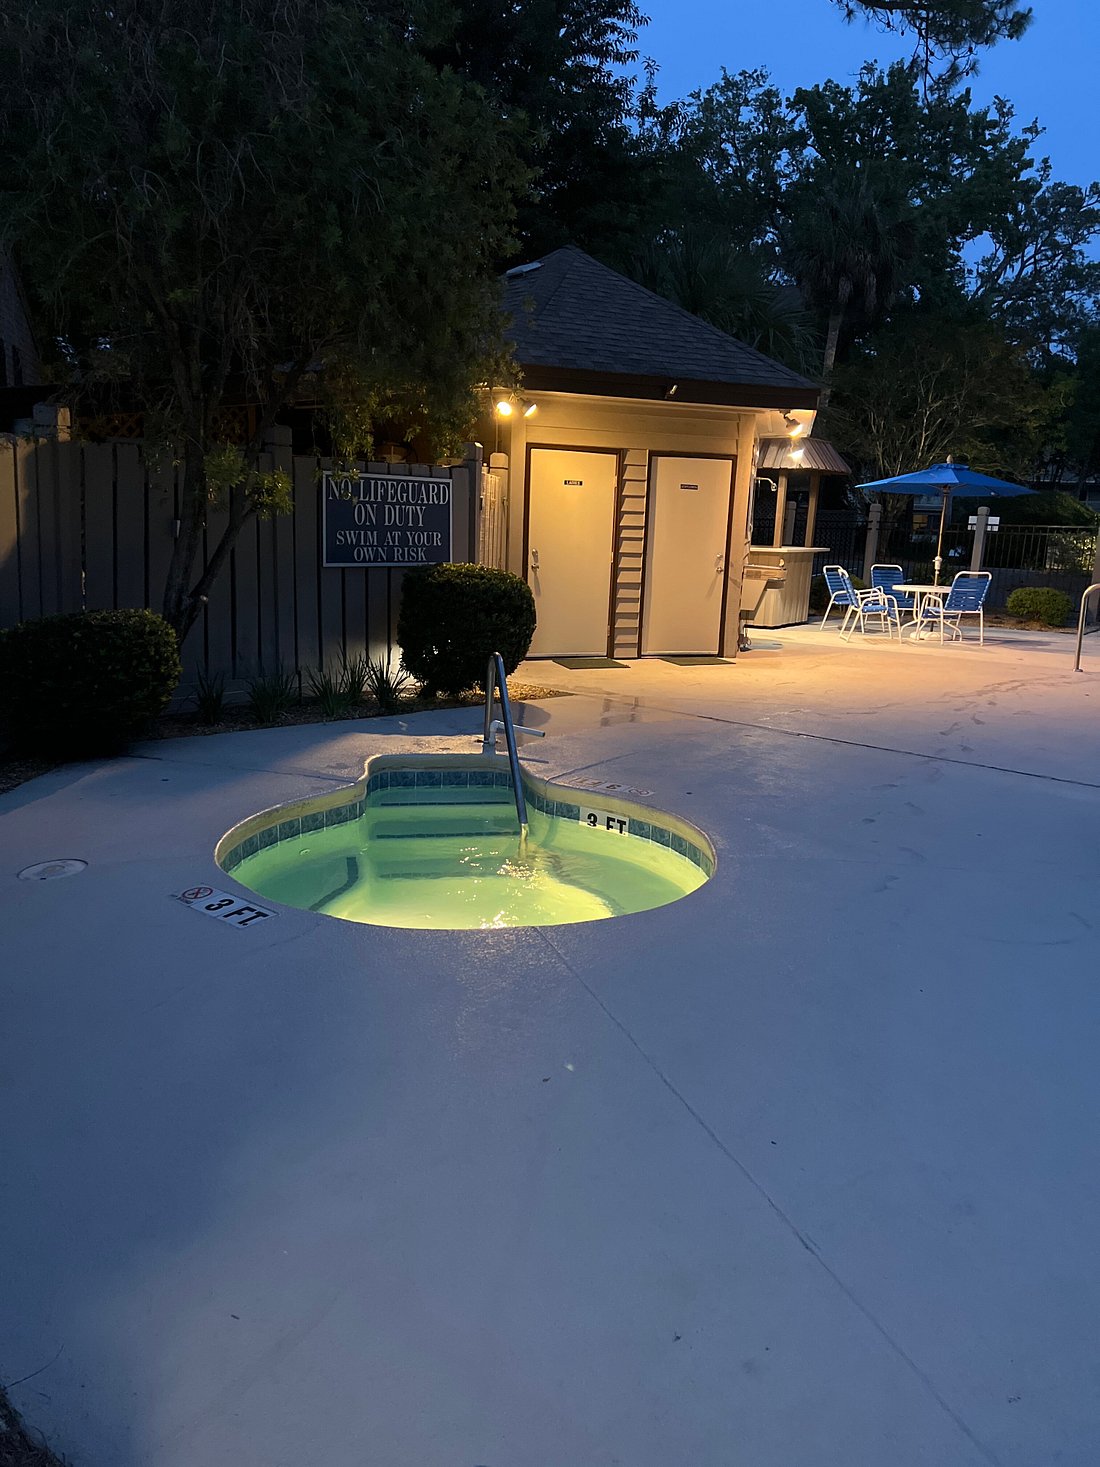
[772,471,788,548]
[970,504,990,571]
[862,502,883,582]
[806,471,820,549]
[487,451,509,567]
[462,440,483,564]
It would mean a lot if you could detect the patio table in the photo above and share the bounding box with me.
[894,583,951,640]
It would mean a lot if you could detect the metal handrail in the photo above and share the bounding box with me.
[1074,584,1100,672]
[482,652,544,839]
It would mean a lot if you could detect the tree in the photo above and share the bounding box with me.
[783,169,914,402]
[786,65,1038,307]
[630,230,818,372]
[973,169,1100,361]
[828,308,1066,485]
[642,68,803,257]
[0,0,522,638]
[431,0,657,264]
[829,0,1032,87]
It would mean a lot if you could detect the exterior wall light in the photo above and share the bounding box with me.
[523,401,538,418]
[494,398,514,418]
[783,412,805,438]
[665,383,679,399]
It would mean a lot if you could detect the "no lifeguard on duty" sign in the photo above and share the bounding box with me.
[322,471,453,568]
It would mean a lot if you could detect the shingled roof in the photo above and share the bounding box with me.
[502,247,819,410]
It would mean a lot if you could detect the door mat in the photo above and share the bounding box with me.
[552,657,629,670]
[659,655,732,666]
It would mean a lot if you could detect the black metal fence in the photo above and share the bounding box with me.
[810,517,1097,609]
[811,513,866,579]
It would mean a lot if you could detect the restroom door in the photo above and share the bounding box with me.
[526,448,618,656]
[641,455,734,655]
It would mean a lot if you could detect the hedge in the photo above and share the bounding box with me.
[1005,586,1074,626]
[397,563,536,695]
[0,609,182,757]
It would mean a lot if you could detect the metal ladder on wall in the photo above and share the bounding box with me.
[482,652,545,844]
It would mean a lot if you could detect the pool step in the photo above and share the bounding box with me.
[372,787,513,808]
[369,839,520,879]
[370,799,519,841]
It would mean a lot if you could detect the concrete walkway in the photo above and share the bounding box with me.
[2,627,1099,1466]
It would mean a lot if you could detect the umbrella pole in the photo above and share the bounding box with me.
[933,489,950,584]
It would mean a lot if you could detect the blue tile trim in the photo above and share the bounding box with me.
[219,764,714,884]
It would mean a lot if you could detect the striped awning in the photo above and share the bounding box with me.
[757,437,850,473]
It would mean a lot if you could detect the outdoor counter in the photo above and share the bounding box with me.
[743,546,829,628]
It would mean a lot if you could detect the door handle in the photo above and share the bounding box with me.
[530,548,540,570]
[715,554,725,573]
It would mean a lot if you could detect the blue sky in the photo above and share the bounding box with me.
[639,0,1095,191]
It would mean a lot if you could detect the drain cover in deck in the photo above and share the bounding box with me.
[18,859,88,881]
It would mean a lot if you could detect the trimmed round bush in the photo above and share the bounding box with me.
[398,563,536,696]
[808,572,866,613]
[0,608,182,756]
[1005,586,1073,627]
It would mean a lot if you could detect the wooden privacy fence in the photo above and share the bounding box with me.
[0,428,482,695]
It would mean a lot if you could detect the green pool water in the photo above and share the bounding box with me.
[229,784,708,929]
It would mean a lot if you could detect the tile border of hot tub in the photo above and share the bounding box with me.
[215,752,716,878]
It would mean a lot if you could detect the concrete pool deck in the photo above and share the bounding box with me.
[2,625,1099,1466]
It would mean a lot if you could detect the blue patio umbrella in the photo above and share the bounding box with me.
[856,458,1035,583]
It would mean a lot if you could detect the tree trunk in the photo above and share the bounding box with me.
[162,435,210,639]
[818,277,852,413]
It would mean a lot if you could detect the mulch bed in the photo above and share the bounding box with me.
[0,682,568,797]
[983,611,1075,632]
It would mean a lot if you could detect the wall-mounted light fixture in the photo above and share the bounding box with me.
[492,389,537,418]
[665,383,679,399]
[783,412,805,439]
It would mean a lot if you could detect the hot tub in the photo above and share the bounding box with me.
[216,754,714,930]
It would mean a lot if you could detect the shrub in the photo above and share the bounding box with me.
[808,572,866,613]
[363,654,413,711]
[398,563,536,696]
[1005,586,1074,626]
[192,668,227,725]
[0,608,181,756]
[246,666,299,723]
[306,660,364,719]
